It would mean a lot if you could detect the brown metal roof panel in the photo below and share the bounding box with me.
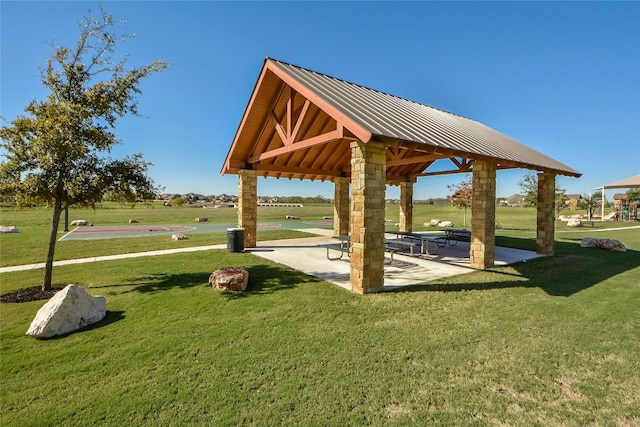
[268,59,580,177]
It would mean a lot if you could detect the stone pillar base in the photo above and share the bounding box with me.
[350,141,386,294]
[238,169,257,248]
[536,173,556,255]
[470,161,496,269]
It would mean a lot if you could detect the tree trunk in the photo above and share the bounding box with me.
[42,198,63,291]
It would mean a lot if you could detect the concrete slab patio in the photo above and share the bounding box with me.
[250,228,543,292]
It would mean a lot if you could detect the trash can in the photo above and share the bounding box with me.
[226,228,245,253]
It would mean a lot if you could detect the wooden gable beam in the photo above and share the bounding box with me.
[451,157,472,171]
[252,163,343,178]
[290,99,310,143]
[248,124,345,163]
[266,59,372,143]
[270,111,289,146]
[387,154,439,167]
[269,87,312,147]
[415,169,473,177]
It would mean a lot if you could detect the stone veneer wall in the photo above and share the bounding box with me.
[470,160,497,269]
[399,181,413,233]
[333,177,350,237]
[238,169,257,248]
[536,172,556,255]
[350,141,386,294]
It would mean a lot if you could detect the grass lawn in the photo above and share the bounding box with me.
[1,204,639,425]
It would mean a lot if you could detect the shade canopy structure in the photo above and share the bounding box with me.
[221,58,581,183]
[594,174,640,221]
[601,174,640,190]
[221,58,581,293]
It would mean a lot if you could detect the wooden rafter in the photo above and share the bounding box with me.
[248,125,344,163]
[451,157,472,171]
[415,169,473,177]
[290,99,310,143]
[387,154,439,167]
[252,163,342,178]
[269,87,312,146]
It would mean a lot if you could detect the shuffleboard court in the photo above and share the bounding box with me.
[71,225,196,234]
[59,220,333,241]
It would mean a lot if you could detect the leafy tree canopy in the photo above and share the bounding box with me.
[447,178,472,210]
[0,6,168,290]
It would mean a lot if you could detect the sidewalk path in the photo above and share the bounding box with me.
[0,244,227,273]
[0,228,333,274]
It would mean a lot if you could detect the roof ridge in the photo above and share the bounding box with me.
[266,57,477,123]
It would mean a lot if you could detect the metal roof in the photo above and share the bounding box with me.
[221,58,581,183]
[601,174,640,189]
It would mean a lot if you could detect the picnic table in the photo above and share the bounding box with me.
[326,235,395,264]
[326,235,351,260]
[443,229,471,245]
[385,230,447,256]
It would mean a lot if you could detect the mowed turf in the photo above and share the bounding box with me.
[1,203,639,425]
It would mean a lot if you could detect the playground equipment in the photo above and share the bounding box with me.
[591,174,640,221]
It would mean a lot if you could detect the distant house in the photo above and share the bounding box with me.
[565,194,582,210]
[505,194,525,207]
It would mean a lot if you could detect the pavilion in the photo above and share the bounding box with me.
[595,174,640,220]
[221,58,581,294]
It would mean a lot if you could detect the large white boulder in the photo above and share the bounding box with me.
[26,285,106,339]
[567,218,582,227]
[0,225,18,233]
[580,237,626,252]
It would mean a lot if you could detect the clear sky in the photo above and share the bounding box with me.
[2,1,639,200]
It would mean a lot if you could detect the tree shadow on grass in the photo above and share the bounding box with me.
[43,310,125,340]
[117,264,321,297]
[223,264,322,299]
[120,272,212,294]
[393,239,639,297]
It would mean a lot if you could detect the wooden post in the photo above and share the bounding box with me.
[399,181,413,233]
[333,177,350,237]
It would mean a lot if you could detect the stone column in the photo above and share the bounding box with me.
[536,172,556,255]
[470,160,497,269]
[333,177,350,237]
[350,141,386,294]
[399,181,413,233]
[238,169,257,248]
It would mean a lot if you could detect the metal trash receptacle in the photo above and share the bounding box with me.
[226,228,244,252]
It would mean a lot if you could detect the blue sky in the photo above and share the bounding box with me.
[2,1,639,200]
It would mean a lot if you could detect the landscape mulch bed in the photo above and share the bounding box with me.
[0,286,64,303]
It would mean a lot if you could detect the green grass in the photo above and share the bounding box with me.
[1,204,639,425]
[0,203,332,267]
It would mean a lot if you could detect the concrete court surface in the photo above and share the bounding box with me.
[251,228,543,292]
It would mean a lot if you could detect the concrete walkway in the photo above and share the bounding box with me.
[1,228,542,292]
[0,244,227,273]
